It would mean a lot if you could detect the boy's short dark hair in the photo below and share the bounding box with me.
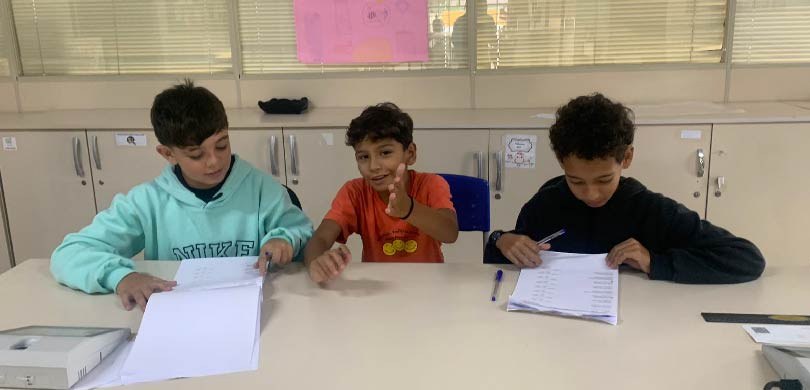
[549,93,635,163]
[150,79,228,147]
[346,102,413,148]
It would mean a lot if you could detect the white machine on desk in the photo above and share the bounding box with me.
[0,326,130,389]
[764,344,810,389]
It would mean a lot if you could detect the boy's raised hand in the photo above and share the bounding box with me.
[308,245,352,283]
[496,233,551,268]
[606,238,651,273]
[116,272,177,311]
[255,238,294,274]
[385,163,412,218]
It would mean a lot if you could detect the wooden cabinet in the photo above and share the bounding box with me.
[90,129,287,212]
[229,129,286,182]
[707,123,810,266]
[87,130,166,211]
[0,124,806,271]
[624,125,712,217]
[0,195,10,273]
[413,129,490,262]
[282,129,363,255]
[0,131,97,264]
[488,130,562,235]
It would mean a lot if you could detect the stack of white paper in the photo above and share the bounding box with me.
[743,324,810,350]
[73,257,264,389]
[507,251,619,325]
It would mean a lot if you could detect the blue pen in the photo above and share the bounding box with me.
[491,269,503,302]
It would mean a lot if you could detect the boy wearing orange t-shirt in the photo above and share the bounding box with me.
[304,103,459,283]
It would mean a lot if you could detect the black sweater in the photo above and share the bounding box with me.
[484,176,765,284]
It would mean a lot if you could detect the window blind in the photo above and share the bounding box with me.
[12,0,232,75]
[477,0,726,70]
[733,0,810,64]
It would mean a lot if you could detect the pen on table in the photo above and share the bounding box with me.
[491,269,503,302]
[537,228,566,246]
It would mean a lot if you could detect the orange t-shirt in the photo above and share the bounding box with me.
[324,170,455,262]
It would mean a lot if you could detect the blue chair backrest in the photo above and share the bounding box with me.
[438,173,490,232]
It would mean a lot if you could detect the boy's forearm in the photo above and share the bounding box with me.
[303,235,333,267]
[404,201,459,243]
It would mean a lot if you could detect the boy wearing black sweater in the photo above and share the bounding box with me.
[484,93,765,284]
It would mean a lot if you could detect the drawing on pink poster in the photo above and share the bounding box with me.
[294,0,428,64]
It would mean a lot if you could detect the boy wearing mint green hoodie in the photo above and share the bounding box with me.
[51,80,313,311]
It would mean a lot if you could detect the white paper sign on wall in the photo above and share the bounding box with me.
[503,134,537,169]
[115,133,148,147]
[2,137,17,151]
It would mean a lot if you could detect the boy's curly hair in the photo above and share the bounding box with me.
[150,79,228,147]
[346,102,413,148]
[549,93,635,163]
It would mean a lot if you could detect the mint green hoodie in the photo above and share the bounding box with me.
[51,155,313,294]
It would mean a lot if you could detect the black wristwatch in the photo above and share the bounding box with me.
[489,230,505,245]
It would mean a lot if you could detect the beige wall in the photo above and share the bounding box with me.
[728,65,810,102]
[0,81,16,112]
[475,68,726,108]
[15,78,239,111]
[0,64,808,113]
[240,75,471,109]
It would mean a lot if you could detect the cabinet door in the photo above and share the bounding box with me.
[283,129,362,255]
[707,123,810,266]
[0,197,10,273]
[413,129,489,262]
[88,130,167,211]
[0,131,97,263]
[624,125,711,217]
[489,130,562,235]
[229,129,286,183]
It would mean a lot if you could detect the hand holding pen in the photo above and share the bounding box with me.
[495,229,565,268]
[254,238,294,274]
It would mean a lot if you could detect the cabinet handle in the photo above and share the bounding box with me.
[269,135,279,176]
[474,151,484,179]
[714,176,725,197]
[493,151,503,192]
[72,137,85,178]
[91,135,102,170]
[288,134,299,176]
[696,149,704,178]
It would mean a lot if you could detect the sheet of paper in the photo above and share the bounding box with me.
[294,0,428,63]
[507,251,619,325]
[743,324,810,347]
[120,284,262,385]
[72,340,134,390]
[173,256,263,291]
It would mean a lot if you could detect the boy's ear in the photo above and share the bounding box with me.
[156,145,178,165]
[405,143,417,165]
[621,146,634,169]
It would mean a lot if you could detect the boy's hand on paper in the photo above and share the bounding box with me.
[606,238,651,274]
[496,233,551,268]
[308,245,352,283]
[116,272,177,311]
[385,163,412,219]
[255,238,294,274]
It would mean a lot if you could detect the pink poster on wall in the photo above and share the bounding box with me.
[294,0,428,64]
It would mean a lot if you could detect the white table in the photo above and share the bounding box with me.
[1,259,804,390]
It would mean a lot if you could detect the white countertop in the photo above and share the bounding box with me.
[1,101,809,131]
[787,100,810,110]
[0,259,801,390]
